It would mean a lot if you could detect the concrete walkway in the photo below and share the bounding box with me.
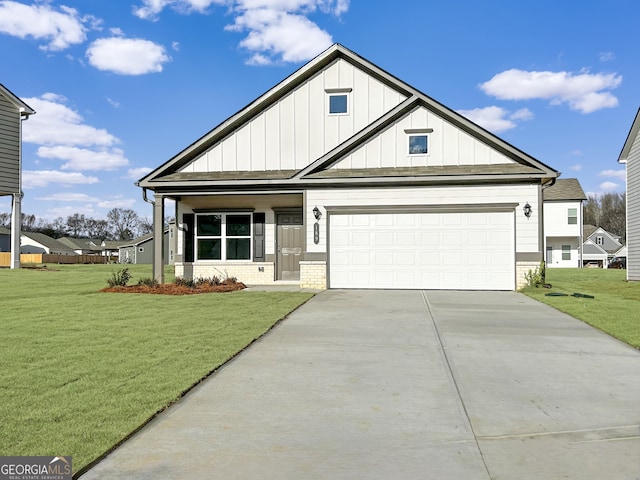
[80,290,640,480]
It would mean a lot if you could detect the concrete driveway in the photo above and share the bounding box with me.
[80,290,640,480]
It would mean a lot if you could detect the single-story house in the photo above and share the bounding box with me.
[618,107,640,280]
[138,44,559,290]
[118,224,175,265]
[21,232,77,255]
[58,237,104,255]
[542,178,586,268]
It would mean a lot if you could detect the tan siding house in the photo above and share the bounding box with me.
[618,108,640,280]
[139,44,559,290]
[0,83,35,269]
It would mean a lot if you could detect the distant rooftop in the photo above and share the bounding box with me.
[543,178,587,201]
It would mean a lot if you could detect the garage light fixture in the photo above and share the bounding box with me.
[313,206,322,221]
[523,203,532,218]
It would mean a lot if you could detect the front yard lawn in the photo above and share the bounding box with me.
[0,264,313,474]
[522,268,640,349]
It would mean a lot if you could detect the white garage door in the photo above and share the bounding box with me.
[329,211,514,290]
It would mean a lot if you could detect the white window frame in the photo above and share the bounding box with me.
[562,244,571,261]
[405,128,433,156]
[195,213,252,261]
[325,88,351,116]
[568,208,577,225]
[596,235,604,245]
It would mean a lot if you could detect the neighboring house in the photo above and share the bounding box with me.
[542,178,586,268]
[119,224,175,265]
[0,225,10,251]
[21,232,77,255]
[581,225,623,267]
[138,44,559,290]
[618,107,640,280]
[58,237,104,255]
[0,83,35,268]
[101,240,128,258]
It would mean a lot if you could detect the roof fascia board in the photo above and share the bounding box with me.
[618,107,640,163]
[0,83,35,115]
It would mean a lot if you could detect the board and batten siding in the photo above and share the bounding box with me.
[331,106,513,170]
[181,59,408,173]
[627,131,640,280]
[0,94,21,195]
[305,184,540,254]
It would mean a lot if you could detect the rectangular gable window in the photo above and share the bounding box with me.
[596,235,604,245]
[409,135,428,155]
[568,208,577,225]
[326,88,351,115]
[196,213,251,261]
[562,244,571,260]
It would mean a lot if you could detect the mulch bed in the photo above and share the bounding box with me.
[101,282,246,295]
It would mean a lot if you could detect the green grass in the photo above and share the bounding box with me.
[522,268,640,349]
[0,264,313,473]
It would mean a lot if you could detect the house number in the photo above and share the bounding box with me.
[314,222,320,244]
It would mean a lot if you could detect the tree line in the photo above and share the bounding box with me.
[0,208,155,241]
[583,192,626,243]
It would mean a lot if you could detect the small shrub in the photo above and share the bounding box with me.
[174,276,196,288]
[137,277,159,288]
[525,261,546,288]
[195,276,222,287]
[107,268,132,287]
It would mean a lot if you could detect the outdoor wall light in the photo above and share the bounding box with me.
[313,206,322,221]
[523,202,532,218]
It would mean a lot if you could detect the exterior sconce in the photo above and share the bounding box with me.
[313,206,322,221]
[313,206,321,244]
[523,202,532,218]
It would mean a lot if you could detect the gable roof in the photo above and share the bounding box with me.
[139,44,558,191]
[0,83,35,116]
[58,237,103,251]
[618,107,640,163]
[582,239,608,255]
[0,225,9,235]
[584,226,622,253]
[22,232,75,252]
[543,178,586,201]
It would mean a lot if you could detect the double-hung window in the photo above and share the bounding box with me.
[562,244,571,261]
[196,213,251,260]
[567,208,577,225]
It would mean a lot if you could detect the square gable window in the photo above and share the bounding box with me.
[326,88,351,115]
[405,128,433,156]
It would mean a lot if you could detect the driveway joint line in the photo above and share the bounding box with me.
[420,290,494,480]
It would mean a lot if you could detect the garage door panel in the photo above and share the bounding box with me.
[329,211,514,290]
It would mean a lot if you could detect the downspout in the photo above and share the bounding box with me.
[11,109,32,269]
[539,177,557,273]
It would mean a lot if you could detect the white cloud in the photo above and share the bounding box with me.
[134,0,348,64]
[480,69,622,114]
[22,94,118,147]
[0,1,93,51]
[37,146,129,171]
[229,8,332,64]
[133,0,221,20]
[599,51,615,62]
[35,193,100,202]
[22,170,99,189]
[598,169,626,180]
[599,181,620,191]
[126,167,153,179]
[457,106,533,133]
[86,37,171,75]
[569,164,583,171]
[97,198,137,209]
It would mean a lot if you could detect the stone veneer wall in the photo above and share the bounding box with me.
[516,261,540,290]
[300,261,327,290]
[174,262,275,285]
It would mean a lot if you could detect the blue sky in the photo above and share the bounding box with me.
[0,0,637,223]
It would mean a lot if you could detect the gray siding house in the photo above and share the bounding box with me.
[618,107,640,280]
[138,44,558,290]
[119,225,175,265]
[0,225,10,251]
[0,83,35,268]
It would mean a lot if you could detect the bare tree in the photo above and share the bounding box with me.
[66,213,86,237]
[107,208,140,240]
[85,218,110,240]
[0,212,10,227]
[583,193,626,243]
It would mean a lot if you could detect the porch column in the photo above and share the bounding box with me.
[153,193,165,283]
[10,192,21,269]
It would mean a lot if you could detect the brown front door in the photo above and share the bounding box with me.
[277,212,303,281]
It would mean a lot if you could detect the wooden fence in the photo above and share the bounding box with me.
[0,253,111,267]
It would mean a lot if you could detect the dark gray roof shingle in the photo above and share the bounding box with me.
[543,178,587,201]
